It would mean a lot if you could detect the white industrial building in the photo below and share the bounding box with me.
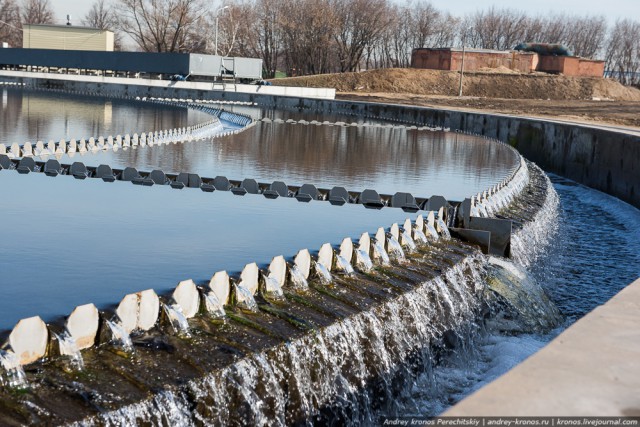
[22,24,114,51]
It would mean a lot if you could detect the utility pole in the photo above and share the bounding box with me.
[458,28,470,97]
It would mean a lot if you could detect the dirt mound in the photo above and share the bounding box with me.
[271,68,640,101]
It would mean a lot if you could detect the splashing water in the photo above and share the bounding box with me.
[314,261,333,284]
[235,284,259,312]
[355,249,374,273]
[163,304,191,337]
[125,256,487,426]
[485,257,562,334]
[0,350,28,389]
[509,177,560,269]
[106,320,134,352]
[401,230,417,252]
[55,330,85,370]
[15,160,581,425]
[265,276,285,299]
[372,241,390,266]
[203,292,226,319]
[66,244,566,425]
[413,227,428,245]
[335,254,355,275]
[289,265,309,291]
[436,219,451,239]
[425,223,439,240]
[477,203,489,218]
[386,236,405,260]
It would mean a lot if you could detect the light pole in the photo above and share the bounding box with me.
[214,6,229,56]
[458,28,471,97]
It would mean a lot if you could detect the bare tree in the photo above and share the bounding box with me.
[465,7,528,50]
[83,0,116,29]
[364,1,455,70]
[413,1,455,48]
[82,0,123,49]
[0,0,21,46]
[74,0,633,87]
[239,0,281,77]
[116,0,207,52]
[606,19,640,86]
[563,16,607,58]
[332,0,392,72]
[278,0,336,75]
[22,0,54,24]
[214,3,247,57]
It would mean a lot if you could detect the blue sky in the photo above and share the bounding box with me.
[52,0,638,25]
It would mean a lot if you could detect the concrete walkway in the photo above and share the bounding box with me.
[445,277,640,416]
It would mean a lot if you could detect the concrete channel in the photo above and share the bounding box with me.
[0,71,638,420]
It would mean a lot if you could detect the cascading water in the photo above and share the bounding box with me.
[265,276,285,299]
[336,255,355,275]
[87,255,490,426]
[509,175,560,268]
[436,218,451,239]
[289,265,309,291]
[425,223,439,240]
[163,303,191,337]
[314,261,333,284]
[355,249,374,273]
[387,162,566,417]
[372,241,390,265]
[235,283,259,312]
[55,330,85,370]
[386,236,405,260]
[203,292,226,319]
[106,319,134,352]
[4,162,575,426]
[0,350,27,389]
[401,230,417,252]
[412,227,428,245]
[484,257,562,333]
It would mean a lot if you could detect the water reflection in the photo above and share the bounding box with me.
[0,88,212,143]
[61,123,517,200]
[3,89,518,200]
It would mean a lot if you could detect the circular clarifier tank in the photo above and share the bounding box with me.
[0,91,518,328]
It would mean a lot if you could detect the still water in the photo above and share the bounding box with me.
[51,124,517,200]
[0,88,212,143]
[0,170,412,329]
[2,89,519,200]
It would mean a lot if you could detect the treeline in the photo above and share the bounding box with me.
[0,0,638,85]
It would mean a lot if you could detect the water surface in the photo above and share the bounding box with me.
[53,124,517,200]
[0,169,411,328]
[0,88,212,143]
[396,174,640,416]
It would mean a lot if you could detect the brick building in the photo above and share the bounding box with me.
[411,47,604,78]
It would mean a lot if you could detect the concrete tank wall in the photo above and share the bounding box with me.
[256,96,639,209]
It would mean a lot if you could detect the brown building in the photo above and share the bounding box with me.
[411,47,604,78]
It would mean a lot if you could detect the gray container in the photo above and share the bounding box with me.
[188,54,223,77]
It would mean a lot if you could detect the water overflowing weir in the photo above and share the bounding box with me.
[0,164,555,425]
[0,87,563,425]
